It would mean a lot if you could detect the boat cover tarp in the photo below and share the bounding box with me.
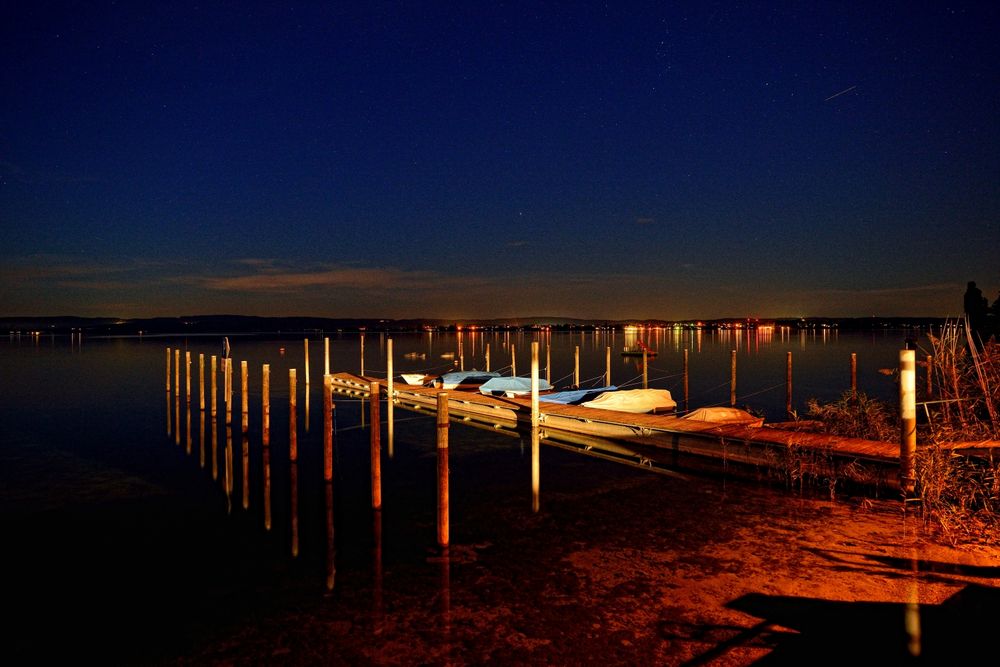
[683,407,764,427]
[580,388,676,413]
[439,370,500,388]
[539,386,617,405]
[478,376,554,396]
[400,373,433,386]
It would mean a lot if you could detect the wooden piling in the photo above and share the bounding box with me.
[574,345,580,389]
[241,360,249,433]
[851,352,857,394]
[786,351,793,416]
[387,338,394,459]
[304,338,310,386]
[683,349,689,411]
[324,337,330,375]
[642,350,649,390]
[900,349,917,495]
[546,343,551,384]
[531,341,540,513]
[437,391,449,551]
[511,344,516,376]
[185,351,191,403]
[225,358,232,426]
[211,355,218,417]
[166,347,171,392]
[370,381,381,510]
[324,374,334,482]
[262,364,270,446]
[360,333,365,377]
[289,369,297,462]
[174,349,180,403]
[211,412,218,480]
[485,343,490,372]
[199,353,205,411]
[730,349,737,407]
[199,411,205,468]
[606,346,611,387]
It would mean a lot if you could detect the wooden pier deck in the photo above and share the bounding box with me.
[329,372,1000,489]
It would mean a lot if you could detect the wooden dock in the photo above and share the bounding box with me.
[329,372,1000,491]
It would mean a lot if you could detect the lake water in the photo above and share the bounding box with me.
[6,328,991,664]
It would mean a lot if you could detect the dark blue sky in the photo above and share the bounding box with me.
[2,1,998,319]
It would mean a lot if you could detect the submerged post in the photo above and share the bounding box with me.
[241,360,249,433]
[531,341,540,513]
[851,352,857,394]
[574,345,580,389]
[900,350,917,496]
[370,381,381,510]
[324,374,334,482]
[730,349,737,407]
[262,363,270,446]
[786,351,793,416]
[437,391,449,551]
[289,369,297,461]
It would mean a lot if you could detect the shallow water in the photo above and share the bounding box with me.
[4,330,993,664]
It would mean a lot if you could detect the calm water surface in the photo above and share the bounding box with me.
[4,329,972,664]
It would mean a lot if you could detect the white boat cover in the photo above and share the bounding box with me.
[683,407,764,427]
[580,389,676,413]
[400,373,431,386]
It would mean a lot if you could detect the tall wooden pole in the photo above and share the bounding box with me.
[370,381,381,510]
[360,333,365,377]
[387,338,394,459]
[437,391,450,551]
[606,346,611,387]
[851,352,858,394]
[730,349,737,407]
[900,350,917,495]
[926,355,933,398]
[546,343,551,384]
[786,351,793,416]
[210,355,218,418]
[166,347,171,393]
[511,344,516,376]
[642,350,649,389]
[324,374,334,482]
[683,348,689,411]
[174,349,180,403]
[185,351,191,403]
[289,369,297,461]
[531,341,540,513]
[485,343,490,372]
[304,338,310,387]
[199,353,205,411]
[241,360,249,433]
[262,364,270,446]
[574,345,580,388]
[324,337,330,375]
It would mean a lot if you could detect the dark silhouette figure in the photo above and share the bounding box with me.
[963,281,988,331]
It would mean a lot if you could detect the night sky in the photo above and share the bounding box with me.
[2,2,998,320]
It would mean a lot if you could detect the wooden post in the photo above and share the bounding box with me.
[851,352,857,394]
[511,344,516,376]
[574,345,580,388]
[262,364,270,446]
[437,391,449,551]
[546,343,551,384]
[900,350,917,495]
[199,353,205,411]
[210,355,218,418]
[324,337,330,375]
[531,341,540,513]
[387,338,394,459]
[786,351,793,416]
[730,349,737,407]
[185,351,191,403]
[166,347,171,392]
[606,346,611,387]
[174,349,180,403]
[485,343,490,372]
[324,374,334,482]
[926,355,933,398]
[360,333,365,377]
[226,357,233,426]
[642,350,649,390]
[241,360,249,433]
[304,338,310,386]
[683,349,689,411]
[289,369,297,461]
[370,381,381,510]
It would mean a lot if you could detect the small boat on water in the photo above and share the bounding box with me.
[400,373,435,386]
[403,351,427,360]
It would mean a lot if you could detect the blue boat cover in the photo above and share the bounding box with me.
[538,386,617,405]
[478,376,554,395]
[439,370,500,387]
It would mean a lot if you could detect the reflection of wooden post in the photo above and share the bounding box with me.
[926,355,933,397]
[387,338,394,458]
[242,433,249,510]
[574,345,580,388]
[324,337,330,375]
[370,381,381,509]
[211,412,218,480]
[185,351,191,403]
[263,444,271,531]
[683,349,689,411]
[199,412,205,468]
[289,369,297,461]
[730,350,737,407]
[324,374,334,482]
[642,350,648,390]
[786,351,793,416]
[262,364,270,446]
[304,338,310,387]
[900,349,917,495]
[437,392,449,551]
[850,353,857,393]
[485,343,490,372]
[166,347,171,392]
[290,462,299,557]
[606,346,611,387]
[325,482,335,591]
[531,342,540,513]
[199,353,205,411]
[210,355,217,418]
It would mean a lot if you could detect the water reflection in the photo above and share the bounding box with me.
[241,433,249,511]
[290,461,299,557]
[325,482,335,592]
[224,425,233,513]
[199,412,206,468]
[263,444,272,531]
[211,413,218,481]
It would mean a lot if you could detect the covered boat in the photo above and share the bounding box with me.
[538,386,617,405]
[580,388,676,413]
[682,407,763,427]
[437,370,500,390]
[478,376,554,397]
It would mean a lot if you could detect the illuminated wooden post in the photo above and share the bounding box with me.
[185,351,191,403]
[241,360,249,433]
[199,353,205,411]
[387,338,394,459]
[210,355,218,417]
[370,381,381,509]
[786,351,793,416]
[324,337,330,375]
[225,358,233,426]
[437,391,450,551]
[850,352,857,394]
[926,355,933,397]
[510,344,516,376]
[531,341,540,512]
[642,350,649,390]
[606,346,611,387]
[573,345,580,388]
[262,364,270,446]
[458,335,464,371]
[174,349,180,402]
[324,374,334,482]
[360,333,365,377]
[683,349,689,411]
[546,343,551,384]
[289,369,297,461]
[899,349,917,495]
[174,349,181,444]
[730,350,737,407]
[304,338,310,387]
[166,347,171,393]
[485,343,490,372]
